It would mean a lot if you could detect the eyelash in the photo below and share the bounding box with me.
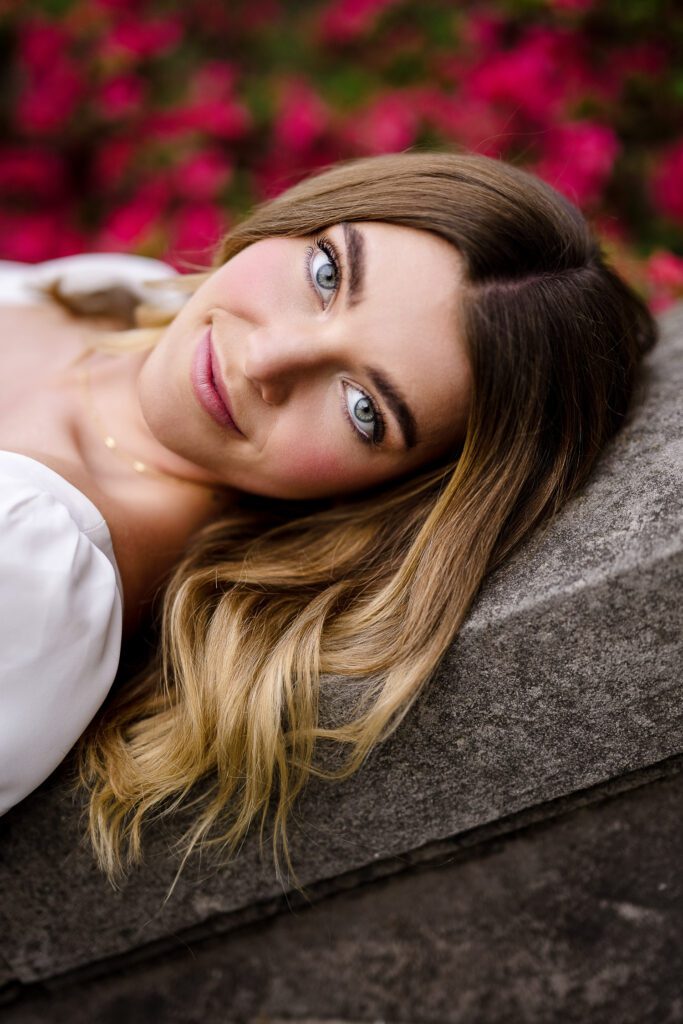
[304,235,385,449]
[304,235,342,308]
[340,383,386,447]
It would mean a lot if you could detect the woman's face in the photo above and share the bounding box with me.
[138,220,471,500]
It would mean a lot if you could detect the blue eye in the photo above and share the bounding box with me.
[304,236,342,308]
[342,382,385,446]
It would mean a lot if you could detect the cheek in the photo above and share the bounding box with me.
[262,399,353,495]
[275,437,347,490]
[261,420,379,499]
[209,242,289,310]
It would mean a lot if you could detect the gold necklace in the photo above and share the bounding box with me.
[76,355,211,489]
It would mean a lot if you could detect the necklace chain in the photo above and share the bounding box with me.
[77,354,205,488]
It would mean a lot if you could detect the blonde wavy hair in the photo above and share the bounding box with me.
[46,150,657,898]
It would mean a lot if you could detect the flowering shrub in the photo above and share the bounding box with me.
[0,0,681,309]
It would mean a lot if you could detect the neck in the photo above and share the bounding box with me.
[96,466,231,643]
[76,347,218,487]
[66,346,234,639]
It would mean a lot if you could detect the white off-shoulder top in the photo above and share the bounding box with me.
[0,252,185,815]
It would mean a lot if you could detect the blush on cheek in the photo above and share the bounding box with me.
[211,239,291,310]
[267,417,377,498]
[282,443,346,489]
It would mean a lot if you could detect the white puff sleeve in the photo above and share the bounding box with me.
[0,454,123,815]
[0,252,188,313]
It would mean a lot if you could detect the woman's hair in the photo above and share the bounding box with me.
[55,150,657,897]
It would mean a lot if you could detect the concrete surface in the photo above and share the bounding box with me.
[2,762,682,1023]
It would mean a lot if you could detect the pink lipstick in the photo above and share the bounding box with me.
[191,327,243,434]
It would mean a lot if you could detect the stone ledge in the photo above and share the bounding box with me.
[1,302,681,984]
[3,767,683,1024]
[2,751,680,999]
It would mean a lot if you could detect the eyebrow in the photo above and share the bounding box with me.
[364,365,419,450]
[341,221,366,309]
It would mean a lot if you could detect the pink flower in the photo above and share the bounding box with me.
[550,0,594,11]
[96,181,170,249]
[91,137,138,190]
[103,16,183,60]
[16,15,82,122]
[141,110,189,140]
[465,27,581,122]
[168,202,228,268]
[650,141,683,225]
[51,222,90,258]
[274,79,329,152]
[319,0,403,43]
[190,60,239,101]
[534,121,621,207]
[16,57,84,134]
[145,99,251,140]
[0,208,87,262]
[415,89,512,158]
[460,11,506,50]
[251,142,342,202]
[91,0,142,12]
[95,72,145,118]
[647,250,683,289]
[0,146,67,198]
[17,20,70,73]
[251,152,307,202]
[171,150,234,200]
[340,91,419,154]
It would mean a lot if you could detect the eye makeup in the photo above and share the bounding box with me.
[340,380,386,447]
[304,235,343,308]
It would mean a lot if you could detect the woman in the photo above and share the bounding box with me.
[0,150,658,893]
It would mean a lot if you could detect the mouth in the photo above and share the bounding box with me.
[191,327,244,435]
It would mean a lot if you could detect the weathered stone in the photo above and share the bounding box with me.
[0,302,681,987]
[3,766,683,1024]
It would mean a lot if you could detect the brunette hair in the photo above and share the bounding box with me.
[53,150,657,896]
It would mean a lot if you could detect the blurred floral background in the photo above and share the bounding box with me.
[0,0,681,310]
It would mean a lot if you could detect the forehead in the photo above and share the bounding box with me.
[357,219,463,282]
[336,220,470,450]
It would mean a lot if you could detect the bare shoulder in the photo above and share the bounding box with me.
[0,300,125,341]
[0,301,72,332]
[0,303,129,386]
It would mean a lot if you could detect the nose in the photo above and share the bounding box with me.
[243,322,338,405]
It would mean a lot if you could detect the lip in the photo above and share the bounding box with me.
[191,327,243,434]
